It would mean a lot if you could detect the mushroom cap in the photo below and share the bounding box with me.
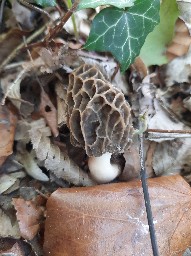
[66,64,133,157]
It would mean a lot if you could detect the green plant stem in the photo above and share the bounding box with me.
[66,0,79,41]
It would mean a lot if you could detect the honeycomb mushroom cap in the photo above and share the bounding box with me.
[66,64,133,157]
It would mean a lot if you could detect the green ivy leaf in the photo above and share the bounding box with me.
[140,0,179,66]
[78,0,135,10]
[84,0,160,72]
[34,0,56,7]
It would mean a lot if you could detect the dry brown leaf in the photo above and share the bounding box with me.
[153,138,191,179]
[0,174,17,194]
[0,208,20,238]
[0,104,17,166]
[166,18,191,61]
[1,69,26,109]
[13,198,44,240]
[39,89,59,137]
[0,29,29,66]
[27,119,95,186]
[44,175,191,256]
[165,47,191,86]
[55,82,68,126]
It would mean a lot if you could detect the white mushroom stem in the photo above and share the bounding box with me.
[88,152,121,184]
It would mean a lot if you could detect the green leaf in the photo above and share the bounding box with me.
[78,0,135,10]
[34,0,56,7]
[84,0,160,72]
[140,0,179,66]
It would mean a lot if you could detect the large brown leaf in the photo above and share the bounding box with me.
[44,175,191,256]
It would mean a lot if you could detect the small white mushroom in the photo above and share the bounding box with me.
[88,153,121,183]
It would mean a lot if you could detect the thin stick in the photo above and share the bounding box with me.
[147,129,191,134]
[139,133,159,256]
[44,0,79,42]
[18,0,52,20]
[0,25,46,71]
[0,0,6,26]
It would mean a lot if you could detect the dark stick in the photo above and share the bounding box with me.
[139,133,159,256]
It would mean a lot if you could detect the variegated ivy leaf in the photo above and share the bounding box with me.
[84,0,160,72]
[78,0,135,10]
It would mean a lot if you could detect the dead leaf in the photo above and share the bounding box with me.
[55,82,68,126]
[44,175,191,256]
[17,149,49,182]
[0,208,20,238]
[166,18,191,61]
[1,69,26,109]
[153,138,191,179]
[0,29,29,66]
[0,174,17,194]
[13,198,44,240]
[39,89,59,137]
[0,104,17,166]
[28,119,96,186]
[165,47,191,86]
[11,0,34,30]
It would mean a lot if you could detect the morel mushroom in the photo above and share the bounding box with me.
[66,64,132,183]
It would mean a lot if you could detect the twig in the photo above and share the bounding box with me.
[44,0,80,43]
[18,0,52,20]
[139,133,159,256]
[137,79,159,255]
[0,25,46,71]
[147,129,191,134]
[0,0,6,26]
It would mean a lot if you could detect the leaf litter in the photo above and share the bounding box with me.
[0,1,191,255]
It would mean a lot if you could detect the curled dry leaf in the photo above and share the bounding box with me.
[0,104,17,166]
[28,119,95,186]
[166,18,191,61]
[0,208,20,238]
[39,89,59,137]
[153,138,191,179]
[165,46,191,86]
[1,69,26,109]
[0,174,17,194]
[44,175,191,256]
[17,150,49,182]
[12,198,44,240]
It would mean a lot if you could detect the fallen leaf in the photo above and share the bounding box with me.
[55,82,68,127]
[0,208,20,238]
[44,175,191,256]
[0,104,17,166]
[1,69,26,109]
[166,18,191,61]
[39,89,59,137]
[165,47,191,86]
[13,198,44,240]
[0,174,17,194]
[17,149,49,182]
[153,138,191,179]
[28,119,96,186]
